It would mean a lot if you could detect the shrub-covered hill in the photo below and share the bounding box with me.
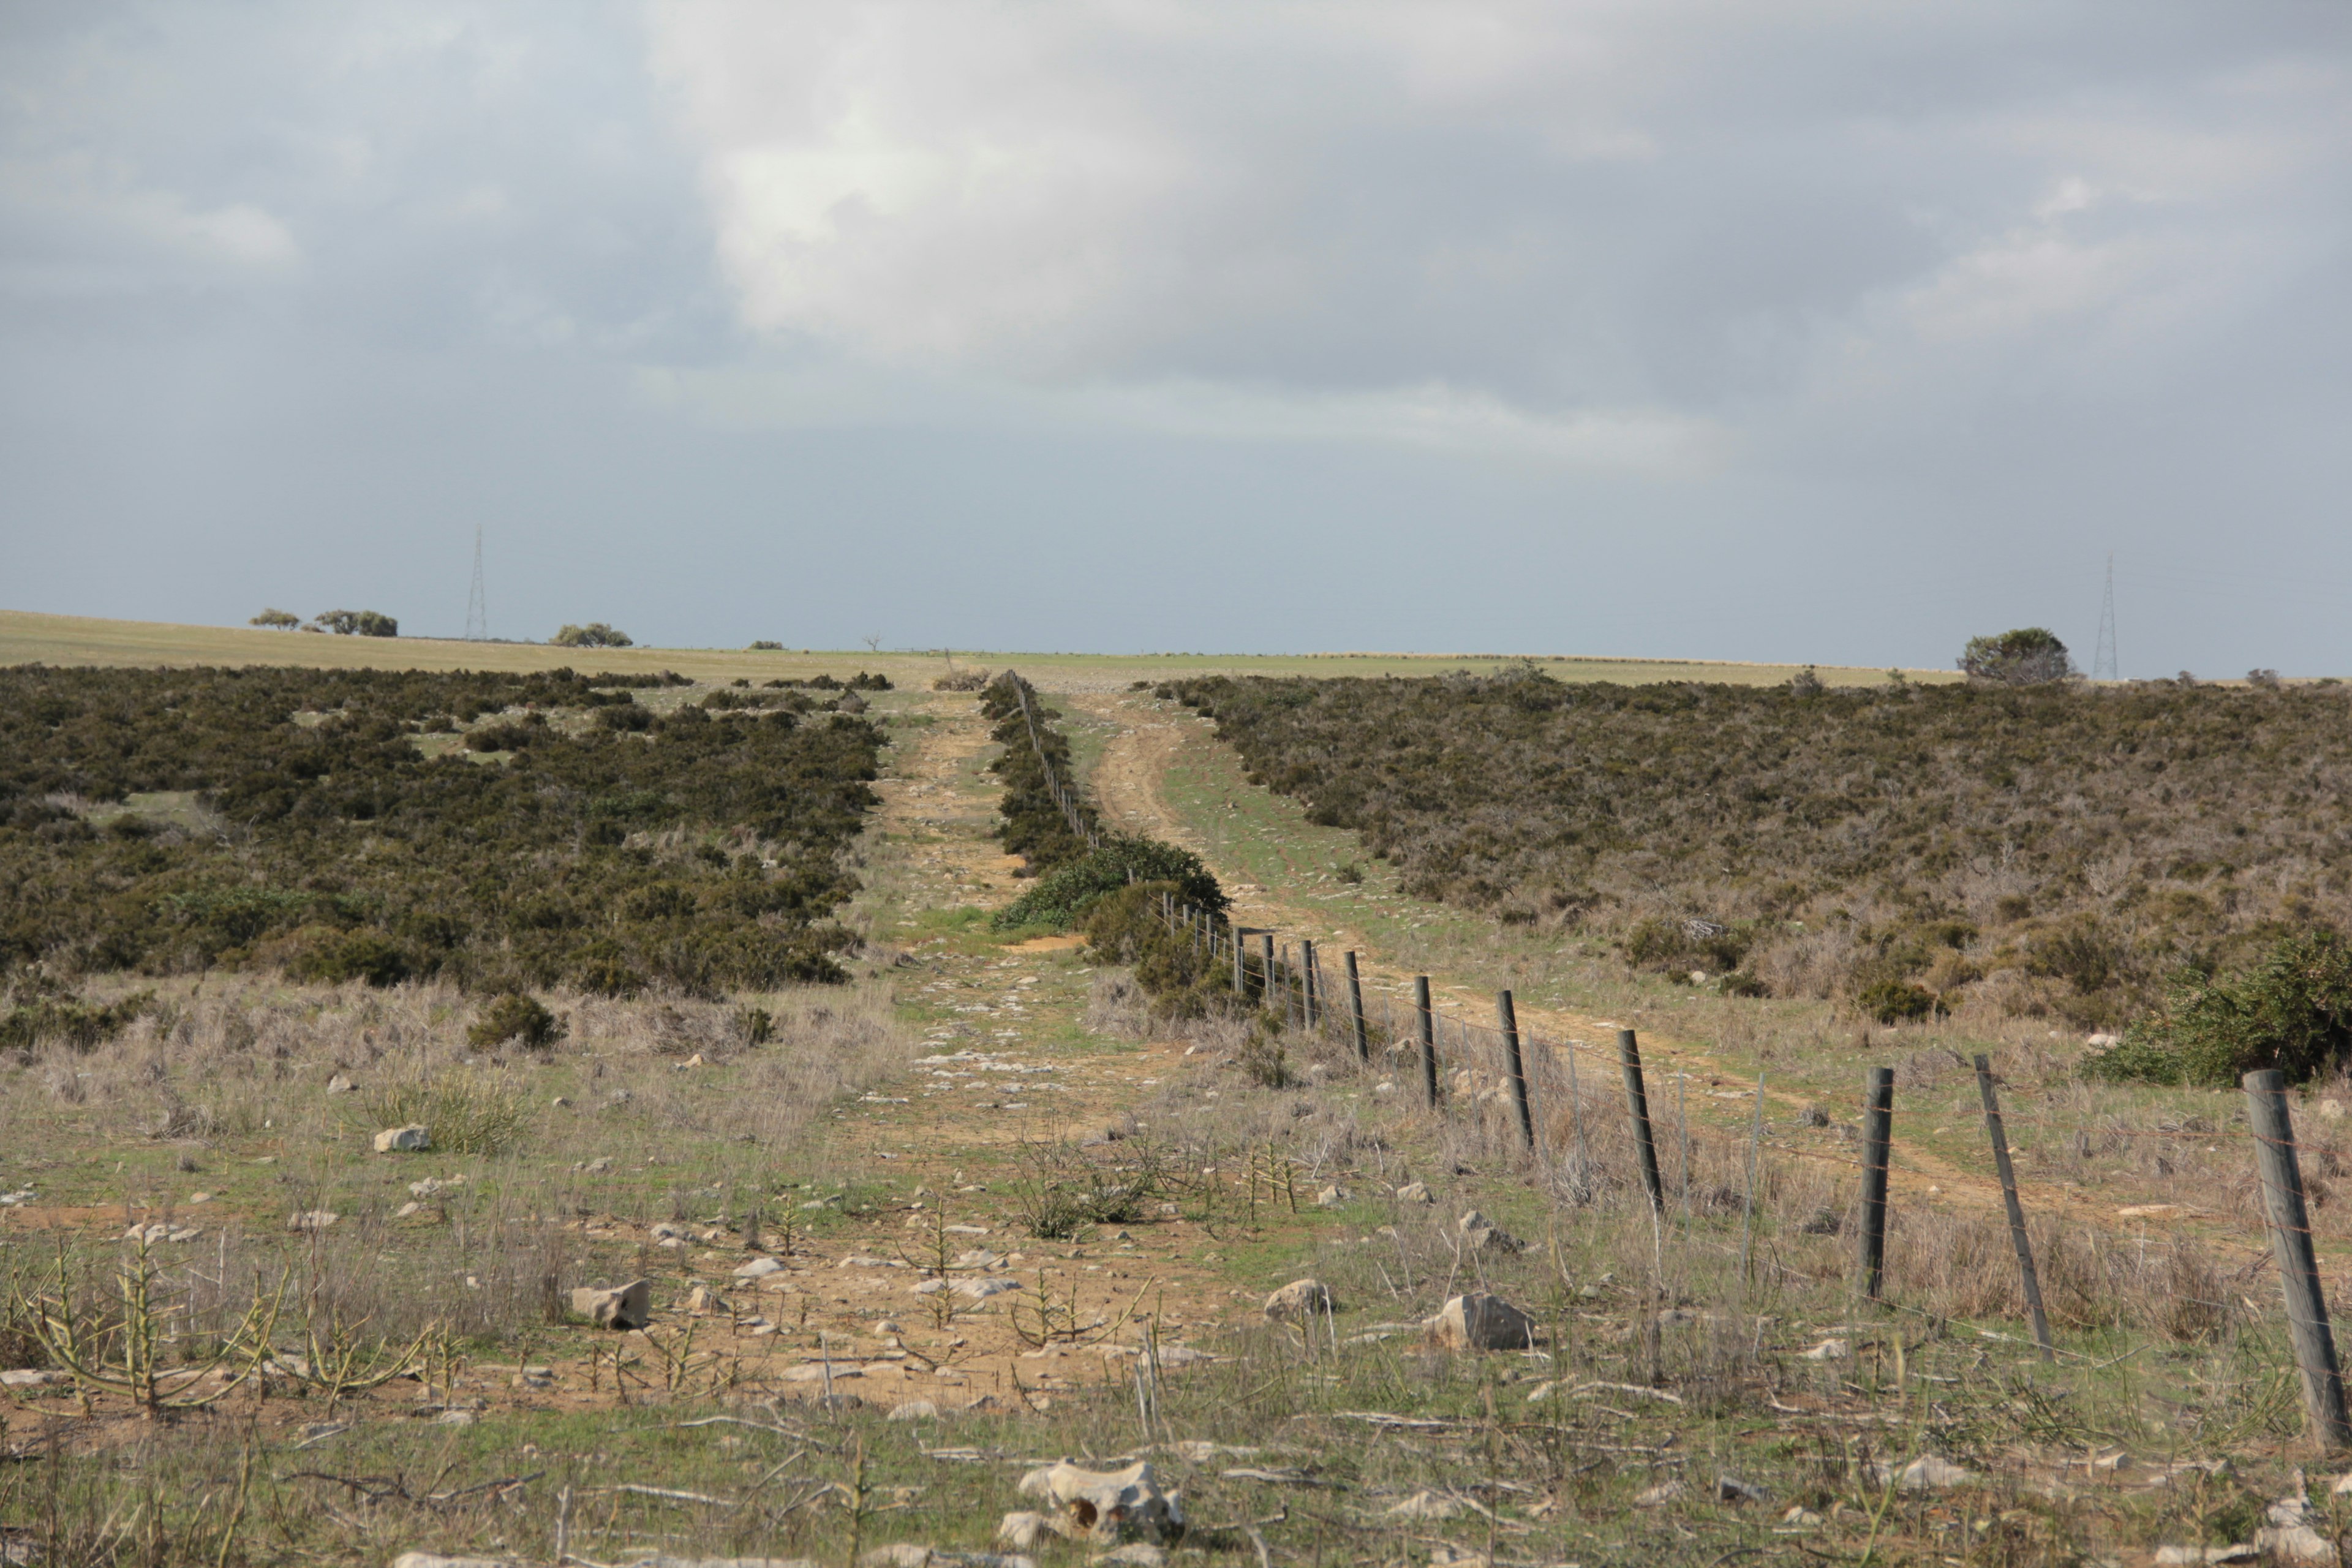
[1167,669,2352,1029]
[0,664,883,994]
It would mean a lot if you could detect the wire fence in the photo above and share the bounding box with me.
[993,669,2352,1438]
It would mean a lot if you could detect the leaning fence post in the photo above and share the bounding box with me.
[1496,991,1535,1149]
[1973,1054,2053,1360]
[1738,1071,1765,1291]
[1259,933,1276,1009]
[1859,1067,1894,1303]
[2245,1068,2352,1447]
[1344,952,1370,1063]
[1618,1029,1664,1213]
[1232,922,1245,994]
[1301,940,1319,1031]
[1414,978,1439,1108]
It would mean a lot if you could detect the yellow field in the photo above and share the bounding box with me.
[0,608,1950,688]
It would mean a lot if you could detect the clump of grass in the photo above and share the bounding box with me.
[467,991,565,1050]
[355,1069,531,1156]
[1011,1139,1164,1240]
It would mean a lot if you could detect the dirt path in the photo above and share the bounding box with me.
[1070,690,2139,1227]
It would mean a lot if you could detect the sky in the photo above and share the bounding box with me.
[1,2,2347,673]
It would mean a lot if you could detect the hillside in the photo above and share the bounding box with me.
[1167,668,2352,1028]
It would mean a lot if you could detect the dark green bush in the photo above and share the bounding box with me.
[0,976,154,1051]
[1856,978,1939,1024]
[315,609,398,638]
[2087,930,2352,1087]
[992,835,1226,931]
[468,992,565,1050]
[1959,627,2073,685]
[597,702,653,732]
[464,722,537,752]
[551,624,632,648]
[0,664,880,995]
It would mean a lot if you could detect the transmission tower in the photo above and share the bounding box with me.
[464,527,488,641]
[2092,552,2118,680]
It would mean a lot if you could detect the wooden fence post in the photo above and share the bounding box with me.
[1496,990,1535,1149]
[1414,977,1439,1108]
[1301,940,1319,1031]
[1259,933,1276,1009]
[1859,1067,1894,1303]
[2245,1068,2352,1447]
[1618,1028,1664,1213]
[1232,922,1245,994]
[1973,1054,2052,1360]
[1344,952,1370,1063]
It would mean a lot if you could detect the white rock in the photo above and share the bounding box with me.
[1316,1185,1344,1208]
[325,1074,355,1095]
[1633,1480,1684,1507]
[1801,1338,1851,1361]
[2255,1532,2334,1568]
[373,1125,430,1154]
[394,1202,424,1219]
[1394,1181,1433,1204]
[953,1276,1021,1301]
[1382,1491,1460,1520]
[1093,1545,1167,1568]
[685,1283,728,1315]
[888,1399,941,1422]
[0,1369,66,1389]
[734,1256,785,1281]
[570,1279,651,1330]
[1874,1455,1972,1491]
[390,1556,516,1568]
[785,1363,863,1382]
[1015,1460,1184,1545]
[434,1408,477,1426]
[287,1210,338,1232]
[1263,1280,1337,1322]
[1427,1293,1535,1352]
[998,1513,1050,1551]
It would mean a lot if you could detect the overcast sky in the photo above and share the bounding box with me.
[2,3,2346,673]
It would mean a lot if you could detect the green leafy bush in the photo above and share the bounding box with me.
[551,623,632,648]
[357,1071,531,1156]
[467,992,565,1050]
[314,610,398,638]
[1856,979,1939,1024]
[0,976,154,1051]
[1959,627,2073,685]
[992,835,1226,931]
[2087,930,2352,1087]
[249,609,300,630]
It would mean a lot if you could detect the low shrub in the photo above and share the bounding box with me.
[0,978,154,1051]
[356,1071,532,1156]
[464,722,537,752]
[314,609,398,638]
[2086,929,2352,1087]
[467,992,565,1050]
[285,928,412,988]
[1012,1139,1164,1240]
[1856,978,1940,1024]
[992,835,1226,931]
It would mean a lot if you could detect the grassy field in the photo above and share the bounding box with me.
[0,608,1950,688]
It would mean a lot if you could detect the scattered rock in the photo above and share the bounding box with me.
[1801,1338,1851,1361]
[394,1202,424,1219]
[785,1363,863,1382]
[1632,1480,1684,1507]
[1093,1545,1166,1568]
[1015,1460,1184,1545]
[579,1156,614,1174]
[434,1408,477,1426]
[860,1548,935,1568]
[287,1210,338,1233]
[1874,1455,1972,1491]
[1394,1181,1433,1205]
[390,1555,519,1568]
[1427,1293,1536,1352]
[1715,1474,1769,1505]
[0,1370,66,1389]
[570,1279,652,1330]
[372,1125,430,1154]
[685,1283,729,1315]
[953,1276,1021,1301]
[325,1074,354,1095]
[1456,1211,1523,1255]
[998,1513,1050,1551]
[1316,1185,1344,1208]
[1797,1104,1831,1128]
[735,1256,785,1281]
[2155,1548,2259,1566]
[1382,1492,1460,1521]
[889,1400,941,1422]
[551,1096,572,1109]
[1263,1280,1337,1322]
[1782,1506,1824,1528]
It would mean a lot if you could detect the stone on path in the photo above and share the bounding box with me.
[372,1125,429,1153]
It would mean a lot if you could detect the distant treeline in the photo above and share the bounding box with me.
[1167,669,2352,1030]
[0,664,882,995]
